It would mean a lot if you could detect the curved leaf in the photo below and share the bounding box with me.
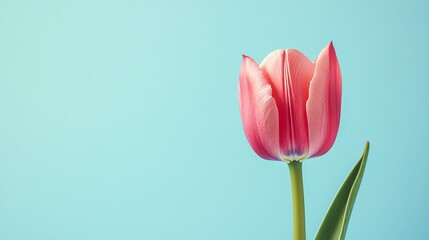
[315,142,370,240]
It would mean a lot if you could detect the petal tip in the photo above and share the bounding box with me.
[242,54,256,64]
[328,41,337,55]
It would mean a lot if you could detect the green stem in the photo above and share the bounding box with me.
[288,161,306,240]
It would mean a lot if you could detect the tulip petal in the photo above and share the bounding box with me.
[239,55,281,160]
[260,49,314,160]
[307,42,342,158]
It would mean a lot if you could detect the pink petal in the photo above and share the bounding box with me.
[260,49,314,160]
[239,55,281,160]
[307,42,342,158]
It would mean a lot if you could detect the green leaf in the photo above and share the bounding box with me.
[315,141,370,240]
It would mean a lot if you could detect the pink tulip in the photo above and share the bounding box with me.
[239,42,341,162]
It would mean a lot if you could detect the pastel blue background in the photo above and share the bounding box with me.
[0,0,427,239]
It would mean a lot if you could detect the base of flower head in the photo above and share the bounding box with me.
[282,155,307,163]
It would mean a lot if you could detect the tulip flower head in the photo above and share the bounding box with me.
[238,42,341,162]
